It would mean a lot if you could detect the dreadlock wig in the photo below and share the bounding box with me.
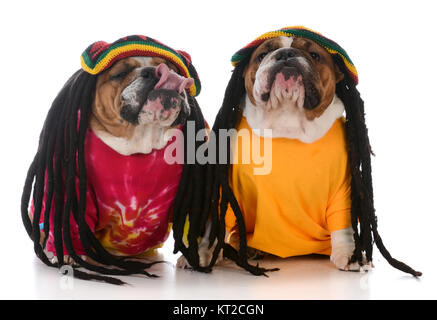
[209,26,421,277]
[21,35,210,284]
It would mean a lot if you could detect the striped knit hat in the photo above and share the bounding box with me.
[231,26,358,84]
[81,35,201,96]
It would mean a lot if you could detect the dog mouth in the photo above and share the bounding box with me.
[120,63,193,126]
[261,61,320,110]
[137,89,186,122]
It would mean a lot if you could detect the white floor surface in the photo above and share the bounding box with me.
[1,231,433,300]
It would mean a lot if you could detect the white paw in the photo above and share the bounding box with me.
[330,227,374,272]
[176,255,191,269]
[330,251,350,270]
[330,251,374,272]
[343,257,374,272]
[51,255,88,266]
[176,244,223,269]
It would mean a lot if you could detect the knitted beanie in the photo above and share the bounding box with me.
[81,35,201,96]
[231,26,358,84]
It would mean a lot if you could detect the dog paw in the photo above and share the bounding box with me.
[176,255,191,269]
[344,258,374,272]
[330,252,374,272]
[330,227,374,272]
[51,255,89,267]
[176,245,223,269]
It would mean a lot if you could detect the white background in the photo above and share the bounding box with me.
[0,0,436,299]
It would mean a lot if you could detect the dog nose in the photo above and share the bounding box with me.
[275,48,298,61]
[140,67,157,79]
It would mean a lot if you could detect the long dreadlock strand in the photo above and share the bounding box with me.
[334,56,421,277]
[205,60,279,275]
[207,62,246,249]
[172,96,214,272]
[185,102,207,270]
[21,156,37,237]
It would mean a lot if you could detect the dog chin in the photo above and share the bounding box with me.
[123,90,189,127]
[138,107,181,127]
[264,73,306,110]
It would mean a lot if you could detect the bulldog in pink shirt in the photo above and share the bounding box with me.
[23,36,210,281]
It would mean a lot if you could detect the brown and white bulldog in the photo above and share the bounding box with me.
[228,36,373,271]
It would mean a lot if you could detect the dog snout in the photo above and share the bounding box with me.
[274,48,300,62]
[140,67,158,81]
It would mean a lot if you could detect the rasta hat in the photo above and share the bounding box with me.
[80,35,201,96]
[206,26,422,278]
[231,26,358,85]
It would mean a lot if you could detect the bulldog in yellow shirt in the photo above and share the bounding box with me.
[225,30,362,271]
[211,27,421,277]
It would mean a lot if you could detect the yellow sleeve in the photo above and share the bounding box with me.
[326,171,352,232]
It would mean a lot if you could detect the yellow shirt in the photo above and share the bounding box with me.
[225,116,352,257]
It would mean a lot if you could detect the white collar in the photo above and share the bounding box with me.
[242,94,345,143]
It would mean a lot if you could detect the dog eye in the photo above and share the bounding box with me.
[257,52,268,62]
[110,70,130,81]
[309,52,320,62]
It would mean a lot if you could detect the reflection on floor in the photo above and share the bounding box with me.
[5,234,429,300]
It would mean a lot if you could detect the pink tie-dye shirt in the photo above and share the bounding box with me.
[37,129,183,256]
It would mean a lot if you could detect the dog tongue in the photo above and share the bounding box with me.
[154,63,194,94]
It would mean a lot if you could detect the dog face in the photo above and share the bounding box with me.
[91,57,193,138]
[244,36,344,120]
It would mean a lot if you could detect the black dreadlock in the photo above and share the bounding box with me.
[201,60,279,276]
[206,54,421,277]
[172,96,213,273]
[21,69,209,284]
[333,55,421,276]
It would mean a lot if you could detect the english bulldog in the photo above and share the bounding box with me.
[222,29,374,272]
[23,35,213,279]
